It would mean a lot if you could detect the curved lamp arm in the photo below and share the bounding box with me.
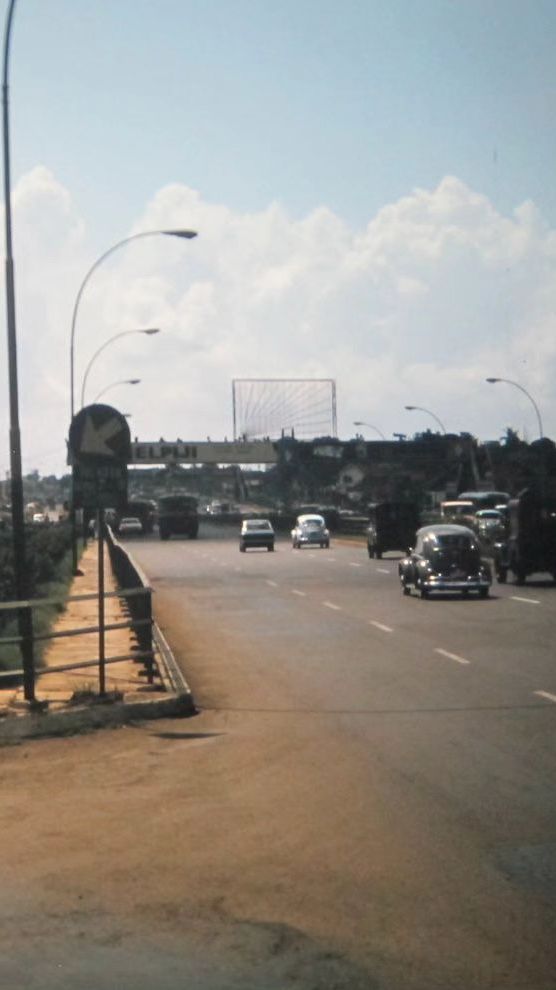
[93,378,141,403]
[485,378,543,440]
[70,228,196,417]
[80,327,158,407]
[404,405,447,435]
[353,420,386,440]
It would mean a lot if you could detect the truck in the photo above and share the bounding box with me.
[157,494,199,540]
[494,488,556,584]
[366,501,420,559]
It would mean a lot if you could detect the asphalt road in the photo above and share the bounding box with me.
[127,523,556,990]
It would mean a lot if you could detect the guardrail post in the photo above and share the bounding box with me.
[19,604,35,702]
[144,589,154,684]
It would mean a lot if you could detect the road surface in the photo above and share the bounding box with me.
[123,523,556,989]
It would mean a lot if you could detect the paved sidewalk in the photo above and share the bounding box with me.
[0,541,159,714]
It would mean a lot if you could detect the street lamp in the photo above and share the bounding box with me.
[93,379,141,403]
[485,377,543,439]
[404,405,447,435]
[70,228,197,419]
[80,328,159,407]
[2,0,36,700]
[353,420,386,440]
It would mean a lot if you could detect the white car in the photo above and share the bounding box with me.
[32,512,47,524]
[118,517,143,536]
[291,514,330,549]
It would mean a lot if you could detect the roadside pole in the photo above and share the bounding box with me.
[97,507,106,695]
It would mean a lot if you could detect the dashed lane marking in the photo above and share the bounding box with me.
[511,595,541,605]
[377,568,390,574]
[534,690,556,704]
[266,580,278,588]
[323,601,341,611]
[370,620,393,633]
[434,647,470,666]
[292,589,306,597]
[349,562,363,568]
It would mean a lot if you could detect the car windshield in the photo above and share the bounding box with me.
[245,520,270,530]
[424,534,480,567]
[302,520,323,530]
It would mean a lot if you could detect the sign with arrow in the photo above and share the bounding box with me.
[69,404,130,510]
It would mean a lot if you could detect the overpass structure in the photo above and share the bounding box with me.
[131,439,279,465]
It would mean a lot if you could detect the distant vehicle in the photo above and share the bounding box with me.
[457,491,510,512]
[239,518,275,552]
[291,514,330,549]
[118,517,143,537]
[157,494,199,540]
[366,501,419,559]
[31,512,47,524]
[440,500,475,523]
[398,524,491,598]
[474,508,506,543]
[125,498,156,534]
[493,489,556,584]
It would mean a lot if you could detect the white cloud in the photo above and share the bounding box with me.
[1,170,555,474]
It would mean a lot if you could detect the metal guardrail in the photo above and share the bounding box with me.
[0,529,156,691]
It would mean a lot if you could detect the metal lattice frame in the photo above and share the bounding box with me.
[232,378,337,441]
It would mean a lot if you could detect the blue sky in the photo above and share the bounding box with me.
[12,0,556,235]
[2,0,556,473]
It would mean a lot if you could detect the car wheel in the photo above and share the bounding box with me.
[268,544,274,552]
[376,549,382,559]
[515,568,526,585]
[239,544,246,552]
[496,568,507,584]
[419,583,429,599]
[367,545,374,558]
[479,587,489,598]
[401,581,410,596]
[324,541,330,549]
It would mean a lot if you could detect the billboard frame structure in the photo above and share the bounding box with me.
[232,378,337,441]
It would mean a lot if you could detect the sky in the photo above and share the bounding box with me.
[1,0,556,476]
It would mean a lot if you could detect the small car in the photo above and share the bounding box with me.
[239,518,275,552]
[291,514,330,549]
[118,517,143,536]
[398,524,491,598]
[32,512,47,524]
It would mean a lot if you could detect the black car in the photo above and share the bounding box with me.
[399,524,491,598]
[240,518,275,552]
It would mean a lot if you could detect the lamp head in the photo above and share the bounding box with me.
[404,405,416,411]
[128,379,141,386]
[163,229,198,239]
[485,377,499,384]
[142,328,160,336]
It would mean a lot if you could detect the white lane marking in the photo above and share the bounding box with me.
[292,589,306,597]
[511,595,541,605]
[434,647,470,666]
[377,568,390,574]
[266,580,278,588]
[349,562,363,568]
[534,690,556,704]
[370,620,393,633]
[325,557,335,562]
[323,601,341,611]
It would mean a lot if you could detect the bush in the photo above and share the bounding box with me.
[0,522,74,672]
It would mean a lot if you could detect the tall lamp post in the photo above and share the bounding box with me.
[485,377,544,440]
[404,405,447,435]
[80,328,159,407]
[353,420,386,440]
[2,0,35,701]
[69,228,196,573]
[93,379,141,403]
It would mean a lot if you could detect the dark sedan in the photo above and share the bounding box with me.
[399,524,491,598]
